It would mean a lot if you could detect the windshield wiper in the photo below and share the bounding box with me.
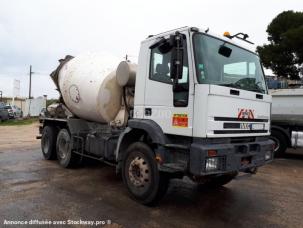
[219,83,265,93]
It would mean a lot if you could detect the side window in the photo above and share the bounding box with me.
[150,48,172,84]
[149,37,189,107]
[149,41,189,84]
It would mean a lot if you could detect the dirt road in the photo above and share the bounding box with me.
[0,122,39,150]
[1,123,303,227]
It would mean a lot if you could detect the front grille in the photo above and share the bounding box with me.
[214,130,268,134]
[223,122,240,129]
[214,116,268,123]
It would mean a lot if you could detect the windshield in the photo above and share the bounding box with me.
[193,33,267,94]
[4,106,12,109]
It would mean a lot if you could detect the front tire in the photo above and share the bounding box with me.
[56,128,79,168]
[122,142,169,205]
[41,126,57,160]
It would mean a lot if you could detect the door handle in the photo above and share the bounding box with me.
[145,108,152,116]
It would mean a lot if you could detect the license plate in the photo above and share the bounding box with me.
[251,123,264,130]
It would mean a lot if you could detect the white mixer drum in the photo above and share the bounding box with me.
[58,53,122,123]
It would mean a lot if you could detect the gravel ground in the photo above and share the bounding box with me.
[0,123,303,228]
[0,122,39,150]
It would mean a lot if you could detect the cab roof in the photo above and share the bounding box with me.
[144,26,256,53]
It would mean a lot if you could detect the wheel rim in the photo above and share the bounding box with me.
[128,156,150,188]
[270,136,280,152]
[57,137,69,160]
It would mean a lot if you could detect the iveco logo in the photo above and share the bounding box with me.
[240,123,251,130]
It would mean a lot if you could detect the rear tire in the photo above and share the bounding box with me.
[270,129,288,157]
[122,142,169,205]
[56,128,79,168]
[41,126,57,160]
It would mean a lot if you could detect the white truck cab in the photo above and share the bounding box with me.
[135,27,271,138]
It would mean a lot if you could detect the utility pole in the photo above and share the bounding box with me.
[29,65,32,99]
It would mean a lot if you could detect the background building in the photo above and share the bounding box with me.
[0,96,46,117]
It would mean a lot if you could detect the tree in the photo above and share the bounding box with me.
[257,11,303,80]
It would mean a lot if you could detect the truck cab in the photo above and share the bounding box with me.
[135,27,271,138]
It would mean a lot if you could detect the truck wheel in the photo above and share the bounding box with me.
[41,126,57,160]
[122,142,169,205]
[199,172,238,189]
[270,130,287,157]
[56,128,78,168]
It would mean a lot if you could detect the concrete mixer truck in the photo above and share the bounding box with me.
[38,26,274,205]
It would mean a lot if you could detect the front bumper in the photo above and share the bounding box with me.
[189,138,274,176]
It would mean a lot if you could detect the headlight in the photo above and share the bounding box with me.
[205,157,219,172]
[265,151,272,161]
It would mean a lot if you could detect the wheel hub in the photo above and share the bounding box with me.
[128,156,150,187]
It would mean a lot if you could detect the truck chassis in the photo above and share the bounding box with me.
[39,116,273,205]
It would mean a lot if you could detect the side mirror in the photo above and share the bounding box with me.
[170,33,183,80]
[149,38,172,54]
[149,37,166,49]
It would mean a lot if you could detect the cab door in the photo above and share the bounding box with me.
[143,33,194,137]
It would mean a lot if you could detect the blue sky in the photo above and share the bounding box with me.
[0,0,302,98]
